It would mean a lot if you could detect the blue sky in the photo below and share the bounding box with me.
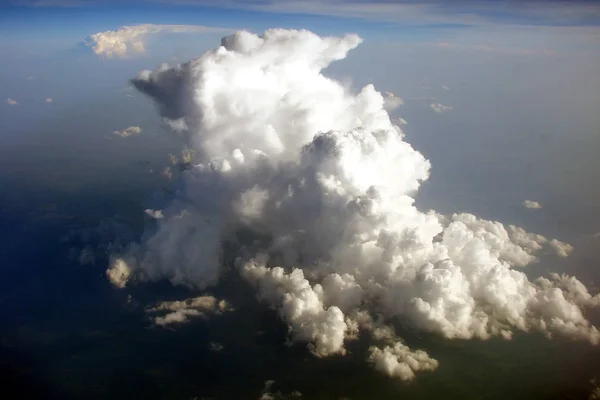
[2,0,599,43]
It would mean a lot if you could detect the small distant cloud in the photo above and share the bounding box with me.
[383,91,404,110]
[7,98,18,105]
[163,166,173,180]
[120,85,136,98]
[395,117,408,126]
[209,342,224,352]
[548,239,573,258]
[144,209,164,219]
[26,76,35,80]
[523,200,542,209]
[442,85,450,91]
[145,296,232,327]
[430,103,453,113]
[45,97,53,103]
[112,126,142,138]
[86,24,229,58]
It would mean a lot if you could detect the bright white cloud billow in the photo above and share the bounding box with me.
[86,24,228,58]
[106,29,600,380]
[430,103,453,113]
[523,200,542,209]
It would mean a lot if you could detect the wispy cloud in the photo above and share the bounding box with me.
[430,103,453,113]
[145,295,231,326]
[162,0,600,27]
[383,91,404,110]
[7,98,18,105]
[435,39,558,56]
[13,1,599,27]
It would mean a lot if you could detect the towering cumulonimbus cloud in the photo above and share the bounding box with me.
[107,28,600,380]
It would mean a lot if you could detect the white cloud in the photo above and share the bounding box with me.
[549,239,574,258]
[243,262,348,357]
[383,91,404,110]
[105,28,600,380]
[523,199,542,209]
[146,295,231,326]
[144,209,164,219]
[86,24,229,58]
[430,103,453,113]
[112,126,142,138]
[368,343,439,381]
[106,258,131,289]
[7,98,17,105]
[45,97,53,103]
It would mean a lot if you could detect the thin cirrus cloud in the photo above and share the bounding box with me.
[104,29,599,381]
[85,24,229,58]
[155,0,600,27]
